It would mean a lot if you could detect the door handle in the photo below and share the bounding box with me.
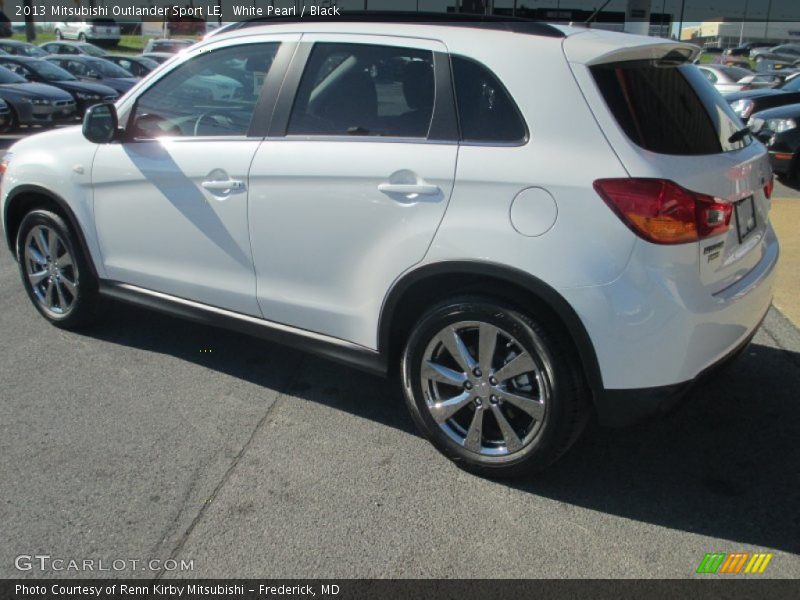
[377,183,440,196]
[201,180,245,192]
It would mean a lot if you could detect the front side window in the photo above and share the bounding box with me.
[451,56,527,143]
[129,43,279,138]
[288,43,435,138]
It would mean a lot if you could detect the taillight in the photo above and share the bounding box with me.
[764,174,774,199]
[593,178,732,244]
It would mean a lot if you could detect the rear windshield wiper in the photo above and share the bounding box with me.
[728,127,751,144]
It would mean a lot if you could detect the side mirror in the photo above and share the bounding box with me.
[82,102,118,144]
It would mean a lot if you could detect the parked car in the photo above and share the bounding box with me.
[0,56,117,116]
[142,38,194,54]
[139,52,174,65]
[752,44,800,64]
[697,65,753,94]
[709,53,752,69]
[725,42,772,57]
[737,69,800,91]
[726,73,800,121]
[39,41,108,58]
[103,55,160,78]
[45,55,137,95]
[0,97,11,132]
[750,103,800,181]
[53,18,120,46]
[1,21,779,477]
[0,65,76,129]
[0,40,49,58]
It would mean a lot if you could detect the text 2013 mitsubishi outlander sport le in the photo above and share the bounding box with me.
[1,19,779,477]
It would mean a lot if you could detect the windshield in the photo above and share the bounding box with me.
[79,44,107,57]
[87,58,132,78]
[16,44,48,57]
[30,60,77,81]
[780,75,800,91]
[137,57,159,70]
[0,65,27,84]
[720,66,752,81]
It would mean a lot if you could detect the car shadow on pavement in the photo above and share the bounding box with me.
[81,302,800,556]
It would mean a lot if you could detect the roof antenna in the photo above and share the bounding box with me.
[585,0,613,27]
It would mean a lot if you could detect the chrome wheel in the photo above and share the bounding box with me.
[23,225,78,318]
[420,321,547,457]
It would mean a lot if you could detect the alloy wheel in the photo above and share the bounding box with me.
[23,225,78,318]
[420,321,548,457]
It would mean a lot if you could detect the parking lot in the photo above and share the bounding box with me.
[1,128,799,579]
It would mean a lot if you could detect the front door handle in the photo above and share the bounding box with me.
[377,183,440,196]
[201,180,245,192]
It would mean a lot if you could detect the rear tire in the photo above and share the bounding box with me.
[5,106,18,132]
[16,209,99,329]
[401,297,590,478]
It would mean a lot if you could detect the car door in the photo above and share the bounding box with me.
[247,35,458,347]
[92,36,299,316]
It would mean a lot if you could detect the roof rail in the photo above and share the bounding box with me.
[223,11,566,39]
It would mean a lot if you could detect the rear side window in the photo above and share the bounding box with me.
[591,61,750,155]
[288,43,435,138]
[451,56,526,143]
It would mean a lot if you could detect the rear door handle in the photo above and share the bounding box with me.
[201,180,245,192]
[378,183,440,196]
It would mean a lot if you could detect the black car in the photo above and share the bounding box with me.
[725,73,800,121]
[751,103,800,181]
[39,41,108,58]
[0,97,11,132]
[0,56,117,116]
[104,54,160,78]
[45,55,137,95]
[725,41,772,57]
[0,66,76,129]
[139,52,173,65]
[0,40,49,58]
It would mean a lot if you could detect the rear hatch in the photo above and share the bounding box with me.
[564,31,773,293]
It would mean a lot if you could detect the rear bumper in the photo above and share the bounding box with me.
[562,223,779,426]
[595,308,766,426]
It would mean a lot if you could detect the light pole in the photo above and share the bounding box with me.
[764,0,772,39]
[739,0,749,46]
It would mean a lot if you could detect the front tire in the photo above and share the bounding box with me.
[401,297,590,478]
[16,209,98,329]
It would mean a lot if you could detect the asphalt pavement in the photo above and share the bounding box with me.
[0,130,799,579]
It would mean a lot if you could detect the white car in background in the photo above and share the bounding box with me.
[697,64,754,94]
[0,20,779,477]
[53,18,120,46]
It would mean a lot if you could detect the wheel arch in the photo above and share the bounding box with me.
[378,261,604,397]
[3,184,98,279]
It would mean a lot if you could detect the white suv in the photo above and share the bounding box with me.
[54,18,121,46]
[1,21,779,477]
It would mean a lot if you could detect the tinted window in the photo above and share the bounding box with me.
[0,65,26,84]
[591,61,750,155]
[451,56,526,143]
[700,68,717,83]
[29,60,76,81]
[288,43,434,138]
[720,66,751,80]
[86,58,131,77]
[130,43,278,138]
[781,76,800,91]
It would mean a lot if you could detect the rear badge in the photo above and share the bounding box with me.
[704,241,725,263]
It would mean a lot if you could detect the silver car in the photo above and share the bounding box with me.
[697,65,754,94]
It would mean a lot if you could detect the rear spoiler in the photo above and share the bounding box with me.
[563,30,701,66]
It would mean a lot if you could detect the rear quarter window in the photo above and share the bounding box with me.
[451,56,527,144]
[591,61,750,155]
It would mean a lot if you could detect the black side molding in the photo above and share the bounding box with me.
[99,281,388,377]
